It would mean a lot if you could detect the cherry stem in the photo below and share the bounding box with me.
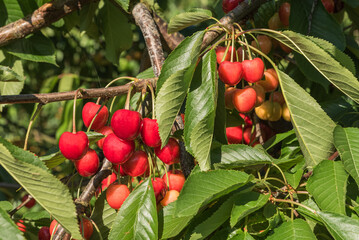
[109,96,117,115]
[160,161,170,190]
[24,103,43,151]
[234,23,252,60]
[9,195,34,216]
[96,76,138,104]
[270,197,316,214]
[209,17,231,34]
[230,26,235,62]
[147,83,156,119]
[77,177,84,199]
[271,163,288,186]
[125,85,134,110]
[72,89,82,134]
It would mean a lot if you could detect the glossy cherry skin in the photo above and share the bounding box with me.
[59,131,89,161]
[243,126,256,145]
[270,92,285,105]
[22,194,36,208]
[226,126,243,144]
[232,88,257,113]
[106,183,130,210]
[75,149,99,177]
[160,190,179,206]
[101,172,117,189]
[255,101,282,121]
[224,87,236,109]
[218,61,243,86]
[257,68,279,92]
[82,102,109,131]
[103,134,135,164]
[251,85,265,107]
[111,109,142,141]
[79,218,93,240]
[216,46,235,64]
[113,164,127,176]
[141,118,161,148]
[279,2,291,27]
[242,58,265,83]
[251,35,272,55]
[155,138,180,165]
[222,0,244,13]
[96,126,114,149]
[122,150,149,177]
[152,178,167,203]
[162,170,185,192]
[16,220,26,232]
[49,220,60,236]
[38,226,51,240]
[321,0,334,13]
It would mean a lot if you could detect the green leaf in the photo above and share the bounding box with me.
[0,65,24,82]
[334,126,359,187]
[342,0,359,8]
[175,170,252,217]
[0,201,13,211]
[23,211,50,221]
[277,70,336,168]
[258,30,359,104]
[156,31,205,146]
[99,0,132,65]
[284,159,305,189]
[290,0,345,50]
[0,144,81,239]
[108,179,158,240]
[136,67,155,79]
[227,229,255,240]
[4,34,57,65]
[264,130,295,150]
[253,0,277,28]
[184,49,217,170]
[114,0,129,11]
[266,219,317,240]
[58,74,78,93]
[79,2,99,35]
[307,160,348,215]
[318,211,359,240]
[212,144,273,169]
[189,194,235,240]
[230,192,269,227]
[297,198,321,222]
[90,193,117,240]
[168,9,212,33]
[0,208,25,240]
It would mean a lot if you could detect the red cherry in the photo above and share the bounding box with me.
[59,131,89,161]
[160,190,179,206]
[38,226,51,240]
[270,92,285,105]
[16,220,26,232]
[251,85,265,107]
[239,113,253,126]
[141,118,161,148]
[162,170,185,192]
[215,46,235,64]
[101,172,117,189]
[226,126,243,144]
[232,88,257,113]
[103,134,135,164]
[242,58,265,83]
[257,68,279,92]
[279,2,291,27]
[49,220,59,236]
[111,109,142,141]
[152,178,167,203]
[122,150,149,177]
[218,61,243,86]
[321,0,334,13]
[224,87,236,109]
[79,218,93,240]
[222,0,244,13]
[155,138,180,165]
[106,183,130,210]
[82,102,109,131]
[22,195,36,208]
[74,149,99,177]
[243,126,256,144]
[96,126,114,149]
[113,164,127,176]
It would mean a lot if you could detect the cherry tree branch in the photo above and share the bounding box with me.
[0,0,98,47]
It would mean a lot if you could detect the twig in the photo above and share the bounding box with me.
[9,195,34,216]
[0,78,157,105]
[0,0,98,47]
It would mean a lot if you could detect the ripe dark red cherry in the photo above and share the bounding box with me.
[82,102,109,130]
[79,218,93,240]
[111,109,142,141]
[242,58,265,83]
[122,150,149,177]
[226,126,243,144]
[141,118,161,148]
[279,2,291,27]
[113,164,127,176]
[222,0,244,13]
[243,126,256,144]
[38,226,51,240]
[251,35,272,55]
[321,0,334,13]
[239,113,253,126]
[152,178,167,203]
[162,170,185,192]
[103,134,135,164]
[22,194,36,208]
[155,138,180,165]
[106,183,130,210]
[96,126,114,149]
[59,131,89,160]
[270,92,285,105]
[232,88,257,113]
[216,46,235,64]
[101,172,117,189]
[74,149,99,177]
[218,61,243,86]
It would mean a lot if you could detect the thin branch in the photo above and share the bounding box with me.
[0,0,98,47]
[9,195,34,216]
[0,78,157,105]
